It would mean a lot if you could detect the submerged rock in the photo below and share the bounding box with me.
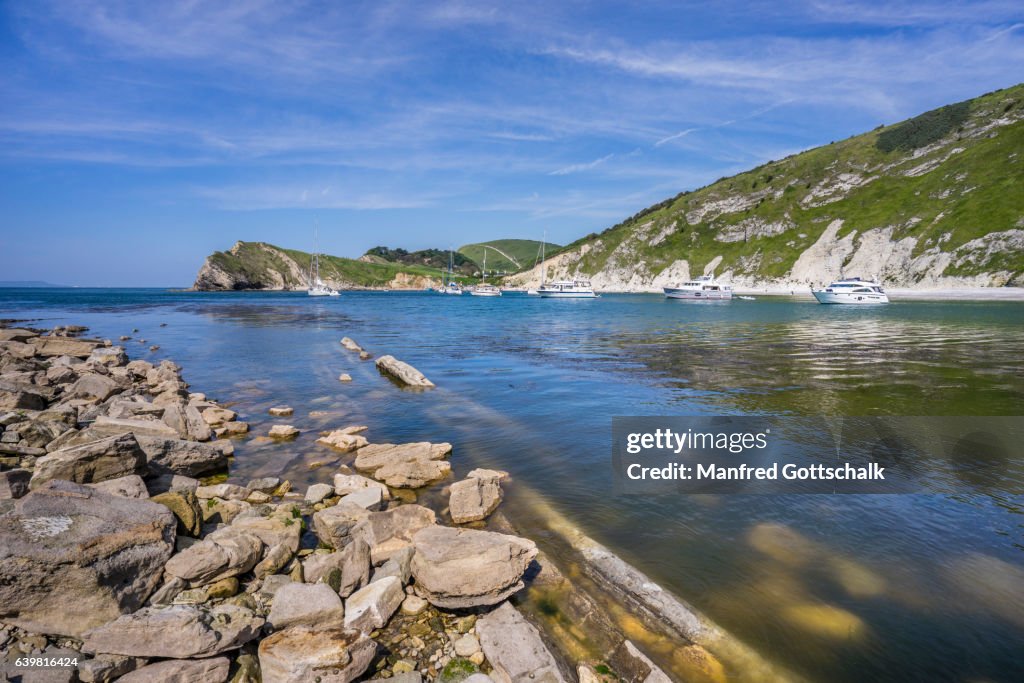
[411,526,537,609]
[0,480,175,637]
[375,355,435,388]
[449,470,506,524]
[269,425,300,439]
[476,602,566,683]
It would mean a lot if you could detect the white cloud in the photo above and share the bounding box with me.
[549,154,615,176]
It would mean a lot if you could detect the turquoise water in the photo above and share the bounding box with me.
[2,288,1023,682]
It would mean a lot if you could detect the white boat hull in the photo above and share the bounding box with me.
[538,291,597,298]
[526,289,539,296]
[812,290,889,304]
[664,288,732,300]
[471,290,501,297]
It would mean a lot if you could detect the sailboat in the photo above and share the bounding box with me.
[439,247,464,295]
[527,232,545,296]
[471,247,501,296]
[307,224,340,297]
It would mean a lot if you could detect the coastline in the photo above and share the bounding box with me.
[0,321,763,683]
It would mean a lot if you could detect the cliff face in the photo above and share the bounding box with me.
[506,84,1024,291]
[192,241,443,291]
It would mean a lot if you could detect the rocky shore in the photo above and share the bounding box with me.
[0,323,692,683]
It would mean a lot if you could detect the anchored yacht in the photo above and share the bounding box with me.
[537,279,597,298]
[470,247,502,296]
[812,278,889,304]
[307,225,340,297]
[664,275,733,300]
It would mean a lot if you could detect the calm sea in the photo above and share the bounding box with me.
[2,288,1023,682]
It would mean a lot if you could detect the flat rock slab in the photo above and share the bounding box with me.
[354,442,452,488]
[258,626,375,683]
[82,604,263,658]
[117,656,231,683]
[135,435,228,477]
[0,480,175,637]
[92,415,180,439]
[30,337,101,358]
[344,575,404,632]
[411,526,537,609]
[375,355,435,388]
[30,433,147,489]
[334,473,390,500]
[269,582,346,631]
[317,430,368,452]
[477,602,567,683]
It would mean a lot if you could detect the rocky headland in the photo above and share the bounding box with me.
[0,323,735,683]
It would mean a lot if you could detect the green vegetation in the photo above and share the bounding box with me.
[547,83,1024,285]
[876,101,970,153]
[459,239,559,273]
[363,246,476,274]
[196,241,476,290]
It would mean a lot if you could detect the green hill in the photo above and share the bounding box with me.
[458,239,560,274]
[193,241,475,290]
[506,84,1024,290]
[363,246,476,275]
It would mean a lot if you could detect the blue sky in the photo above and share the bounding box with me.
[1,1,1022,286]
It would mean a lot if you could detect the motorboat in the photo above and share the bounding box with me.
[811,278,889,304]
[537,279,597,298]
[664,275,732,300]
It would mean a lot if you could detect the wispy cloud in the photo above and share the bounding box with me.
[549,154,615,176]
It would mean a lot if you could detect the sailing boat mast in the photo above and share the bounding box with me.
[540,229,546,287]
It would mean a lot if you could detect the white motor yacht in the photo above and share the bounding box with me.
[537,279,597,298]
[812,278,889,304]
[471,284,501,297]
[664,275,732,300]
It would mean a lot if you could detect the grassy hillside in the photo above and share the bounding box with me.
[542,84,1024,287]
[362,246,476,275]
[458,239,559,273]
[197,241,476,290]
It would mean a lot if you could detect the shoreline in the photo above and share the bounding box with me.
[0,321,760,683]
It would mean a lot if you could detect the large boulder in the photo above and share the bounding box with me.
[449,470,506,524]
[161,403,214,442]
[258,626,376,683]
[476,602,567,683]
[313,501,373,550]
[353,442,452,488]
[0,480,175,636]
[68,373,122,402]
[135,435,228,477]
[268,582,346,631]
[164,526,263,585]
[81,604,263,658]
[411,526,537,609]
[375,355,435,388]
[352,504,436,564]
[30,433,147,489]
[92,415,180,439]
[116,656,231,683]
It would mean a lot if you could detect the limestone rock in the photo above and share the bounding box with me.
[195,483,248,500]
[269,406,294,416]
[92,415,180,439]
[81,604,263,658]
[30,337,100,358]
[375,355,435,388]
[449,472,503,524]
[340,337,363,352]
[116,656,231,683]
[303,538,371,598]
[254,542,294,580]
[258,626,375,683]
[135,435,228,477]
[316,430,368,452]
[352,504,436,564]
[338,373,352,382]
[305,482,334,504]
[312,501,372,550]
[164,526,263,585]
[0,468,31,499]
[30,433,146,489]
[344,575,404,632]
[151,489,203,536]
[476,602,566,683]
[269,582,346,631]
[354,442,452,488]
[342,486,383,511]
[411,527,537,609]
[0,480,175,636]
[269,424,299,439]
[333,472,389,500]
[86,474,150,499]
